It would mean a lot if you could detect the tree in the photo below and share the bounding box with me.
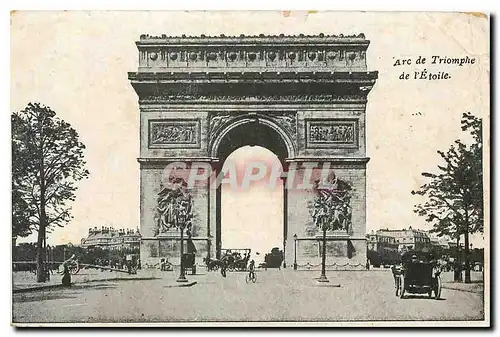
[412,112,483,283]
[11,103,89,282]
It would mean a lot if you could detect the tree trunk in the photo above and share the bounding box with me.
[454,236,461,282]
[36,153,46,282]
[464,226,471,283]
[36,223,46,282]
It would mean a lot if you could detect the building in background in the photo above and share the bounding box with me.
[81,226,141,250]
[376,226,431,252]
[366,231,400,267]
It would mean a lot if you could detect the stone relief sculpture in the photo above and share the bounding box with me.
[309,124,355,144]
[154,176,193,236]
[150,123,196,145]
[268,113,296,137]
[209,113,232,140]
[312,173,353,234]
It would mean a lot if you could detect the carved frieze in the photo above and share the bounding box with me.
[148,119,201,149]
[306,119,358,149]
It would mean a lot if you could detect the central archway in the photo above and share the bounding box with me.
[213,117,293,262]
[221,146,284,263]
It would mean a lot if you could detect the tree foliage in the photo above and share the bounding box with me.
[411,112,483,239]
[12,103,89,281]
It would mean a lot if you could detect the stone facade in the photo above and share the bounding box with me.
[129,34,377,269]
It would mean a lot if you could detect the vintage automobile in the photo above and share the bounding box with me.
[393,251,442,299]
[263,247,284,269]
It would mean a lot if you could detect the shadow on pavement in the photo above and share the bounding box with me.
[401,295,446,301]
[13,291,79,303]
[72,283,118,291]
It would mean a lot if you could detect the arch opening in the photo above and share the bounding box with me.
[212,117,294,163]
[214,119,290,265]
[221,146,284,262]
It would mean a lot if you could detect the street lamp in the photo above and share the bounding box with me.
[176,213,189,283]
[317,223,329,283]
[293,234,298,270]
[283,239,286,268]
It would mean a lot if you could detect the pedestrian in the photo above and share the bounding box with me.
[220,260,227,278]
[390,265,399,289]
[366,258,370,270]
[61,261,71,287]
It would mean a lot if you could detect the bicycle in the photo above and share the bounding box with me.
[245,270,257,283]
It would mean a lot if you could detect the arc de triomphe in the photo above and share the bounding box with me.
[129,34,378,269]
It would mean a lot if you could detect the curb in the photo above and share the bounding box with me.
[13,277,160,294]
[443,285,484,294]
[442,283,484,294]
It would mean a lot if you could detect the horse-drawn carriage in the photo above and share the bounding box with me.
[221,248,251,271]
[393,251,442,299]
[204,248,251,272]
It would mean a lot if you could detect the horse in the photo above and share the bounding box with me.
[203,257,222,271]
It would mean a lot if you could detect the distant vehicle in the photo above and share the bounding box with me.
[220,248,251,272]
[264,247,283,269]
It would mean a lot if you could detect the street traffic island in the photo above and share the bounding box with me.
[165,281,197,288]
[313,282,341,288]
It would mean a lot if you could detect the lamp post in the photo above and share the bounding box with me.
[283,240,286,268]
[176,214,188,283]
[293,234,298,270]
[317,224,329,283]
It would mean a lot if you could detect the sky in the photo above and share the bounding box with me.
[10,11,489,249]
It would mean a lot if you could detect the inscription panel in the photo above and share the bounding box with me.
[305,119,358,149]
[148,119,201,149]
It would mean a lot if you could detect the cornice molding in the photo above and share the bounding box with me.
[138,33,368,45]
[138,94,368,104]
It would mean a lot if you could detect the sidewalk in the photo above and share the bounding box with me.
[12,268,162,293]
[442,281,484,294]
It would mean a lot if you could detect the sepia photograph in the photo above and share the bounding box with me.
[9,10,490,327]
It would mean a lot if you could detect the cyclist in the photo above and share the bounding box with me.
[248,259,255,280]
